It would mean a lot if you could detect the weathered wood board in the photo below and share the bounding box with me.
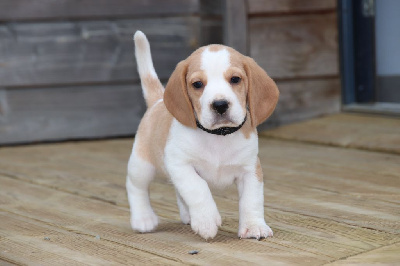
[0,18,198,87]
[262,78,340,129]
[223,0,248,54]
[0,211,179,265]
[0,85,146,144]
[0,0,341,144]
[248,0,336,15]
[327,243,400,265]
[0,112,399,264]
[0,177,333,265]
[0,0,200,21]
[1,137,399,233]
[249,13,338,79]
[262,113,400,154]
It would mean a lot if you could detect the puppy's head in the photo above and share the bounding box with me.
[164,45,279,130]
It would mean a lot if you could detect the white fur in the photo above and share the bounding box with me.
[134,31,158,79]
[133,31,161,101]
[198,48,246,129]
[162,120,272,239]
[126,32,273,240]
[126,141,158,232]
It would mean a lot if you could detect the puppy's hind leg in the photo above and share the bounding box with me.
[126,152,158,232]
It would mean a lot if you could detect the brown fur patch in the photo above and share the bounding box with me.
[243,57,280,127]
[208,44,224,52]
[185,47,206,122]
[142,74,164,107]
[164,61,196,128]
[134,102,173,171]
[240,111,256,139]
[255,157,263,182]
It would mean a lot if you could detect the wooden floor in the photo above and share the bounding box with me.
[0,113,399,265]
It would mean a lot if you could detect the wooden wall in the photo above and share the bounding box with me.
[0,0,340,144]
[0,0,223,144]
[247,0,340,129]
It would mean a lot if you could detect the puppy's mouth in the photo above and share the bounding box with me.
[211,116,237,128]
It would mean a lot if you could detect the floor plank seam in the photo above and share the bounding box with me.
[0,256,21,266]
[64,229,185,264]
[1,174,398,263]
[259,134,400,156]
[0,181,363,263]
[2,171,396,237]
[0,171,120,206]
[322,240,400,265]
[0,207,184,265]
[263,204,400,235]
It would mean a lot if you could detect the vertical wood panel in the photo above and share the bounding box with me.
[249,13,338,79]
[223,0,248,54]
[260,78,341,129]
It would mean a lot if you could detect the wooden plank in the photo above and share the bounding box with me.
[0,17,198,87]
[0,211,179,265]
[0,85,146,144]
[0,176,332,265]
[2,138,397,235]
[327,243,400,265]
[343,102,400,117]
[200,0,223,16]
[0,137,399,261]
[249,13,338,79]
[223,0,248,54]
[261,113,400,155]
[0,0,199,21]
[248,0,336,15]
[1,138,399,226]
[199,0,224,46]
[261,78,341,129]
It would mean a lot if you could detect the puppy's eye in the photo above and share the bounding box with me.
[192,81,203,89]
[231,76,241,84]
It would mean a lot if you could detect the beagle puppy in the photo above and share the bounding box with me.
[126,31,279,240]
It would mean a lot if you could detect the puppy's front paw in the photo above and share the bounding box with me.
[190,209,221,240]
[130,211,159,233]
[238,219,273,240]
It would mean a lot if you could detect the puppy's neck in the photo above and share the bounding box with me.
[195,116,247,136]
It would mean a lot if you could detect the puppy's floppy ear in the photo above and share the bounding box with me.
[164,60,197,128]
[244,57,279,127]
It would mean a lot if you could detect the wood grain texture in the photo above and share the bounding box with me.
[0,18,198,87]
[249,13,338,79]
[0,0,199,21]
[248,0,336,15]
[0,211,178,265]
[223,0,248,54]
[0,85,146,144]
[327,243,400,265]
[1,137,398,233]
[0,176,330,265]
[261,78,341,129]
[262,113,400,154]
[0,114,399,264]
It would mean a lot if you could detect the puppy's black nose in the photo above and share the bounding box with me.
[212,100,229,115]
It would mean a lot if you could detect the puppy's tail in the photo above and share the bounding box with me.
[134,31,164,108]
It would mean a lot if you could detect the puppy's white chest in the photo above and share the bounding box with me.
[193,161,242,188]
[165,120,258,188]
